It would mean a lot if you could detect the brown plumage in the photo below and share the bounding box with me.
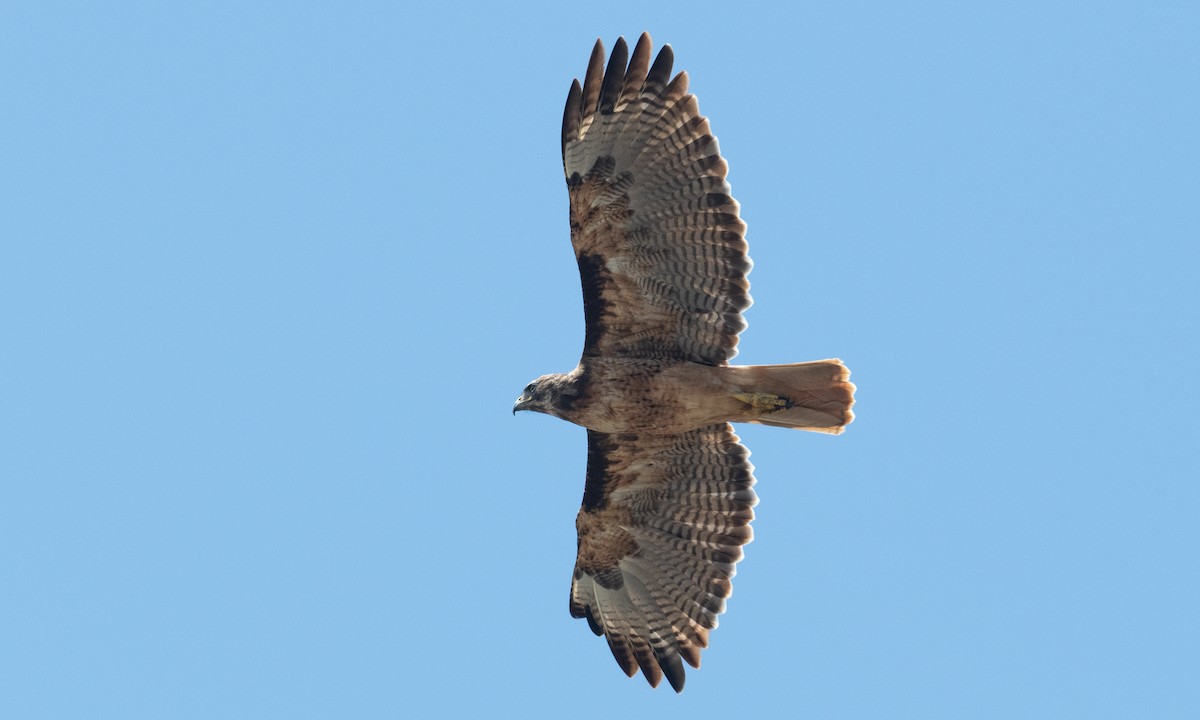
[514,33,856,692]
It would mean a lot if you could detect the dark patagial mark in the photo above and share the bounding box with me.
[581,430,617,511]
[577,252,613,357]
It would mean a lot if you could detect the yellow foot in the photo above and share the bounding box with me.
[733,392,794,413]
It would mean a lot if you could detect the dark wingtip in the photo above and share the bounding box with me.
[645,42,675,92]
[584,606,604,636]
[661,653,687,692]
[580,38,606,116]
[562,78,583,160]
[619,32,652,106]
[598,36,629,114]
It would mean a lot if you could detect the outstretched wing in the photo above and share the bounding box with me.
[570,424,758,692]
[562,34,752,365]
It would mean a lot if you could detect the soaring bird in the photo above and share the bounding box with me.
[514,33,856,692]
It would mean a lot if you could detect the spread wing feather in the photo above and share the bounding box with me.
[570,424,757,692]
[562,33,752,365]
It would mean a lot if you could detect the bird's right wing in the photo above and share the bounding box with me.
[569,423,758,691]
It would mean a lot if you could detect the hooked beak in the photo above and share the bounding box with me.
[513,395,530,415]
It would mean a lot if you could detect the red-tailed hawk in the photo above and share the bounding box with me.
[514,34,856,692]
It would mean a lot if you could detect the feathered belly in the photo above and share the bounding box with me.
[569,359,736,434]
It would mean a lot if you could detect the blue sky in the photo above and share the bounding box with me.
[2,1,1197,718]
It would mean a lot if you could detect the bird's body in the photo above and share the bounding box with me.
[514,34,855,692]
[526,359,852,435]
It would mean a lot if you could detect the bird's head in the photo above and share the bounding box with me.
[513,373,579,418]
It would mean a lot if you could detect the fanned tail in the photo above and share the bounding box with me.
[729,359,855,433]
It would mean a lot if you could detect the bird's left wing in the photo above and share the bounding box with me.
[570,424,758,691]
[562,34,752,365]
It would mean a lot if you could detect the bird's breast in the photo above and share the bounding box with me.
[567,359,727,434]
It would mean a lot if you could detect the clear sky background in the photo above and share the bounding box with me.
[2,1,1197,718]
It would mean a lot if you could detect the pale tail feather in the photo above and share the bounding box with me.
[728,359,855,433]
